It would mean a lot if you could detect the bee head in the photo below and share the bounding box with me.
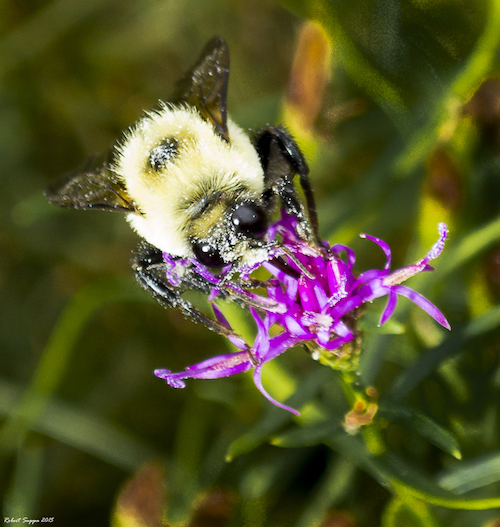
[114,104,267,265]
[190,200,269,268]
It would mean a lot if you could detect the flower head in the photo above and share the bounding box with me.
[155,212,450,414]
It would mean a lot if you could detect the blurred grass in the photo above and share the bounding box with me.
[1,0,500,526]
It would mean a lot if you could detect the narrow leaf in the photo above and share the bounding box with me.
[437,452,500,494]
[226,368,331,460]
[378,401,462,459]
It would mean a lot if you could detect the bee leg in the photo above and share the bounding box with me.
[255,125,321,244]
[131,244,243,340]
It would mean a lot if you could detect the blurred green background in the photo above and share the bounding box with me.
[1,0,500,526]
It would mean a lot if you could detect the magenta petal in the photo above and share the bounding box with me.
[380,288,398,326]
[155,350,253,385]
[316,327,331,346]
[393,285,451,330]
[263,262,287,282]
[331,244,356,268]
[250,307,272,361]
[331,319,352,339]
[253,364,300,415]
[181,351,252,374]
[318,320,354,350]
[298,275,320,312]
[330,293,365,320]
[314,283,330,310]
[189,259,222,284]
[163,254,191,287]
[211,305,247,349]
[229,284,286,313]
[356,278,390,304]
[422,222,448,263]
[265,332,300,362]
[154,370,186,389]
[212,304,230,328]
[321,331,355,351]
[361,233,392,270]
[354,269,387,288]
[208,288,222,301]
[326,259,344,296]
[157,216,450,413]
[284,275,299,301]
[284,315,313,338]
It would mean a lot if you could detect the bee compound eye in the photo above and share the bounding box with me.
[232,203,267,239]
[192,241,225,268]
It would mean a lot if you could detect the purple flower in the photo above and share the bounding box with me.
[155,213,450,414]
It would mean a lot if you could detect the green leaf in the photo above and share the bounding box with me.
[437,452,500,494]
[294,457,356,527]
[226,368,332,460]
[389,304,500,398]
[3,443,45,519]
[278,0,309,18]
[0,277,152,451]
[325,431,500,510]
[0,379,159,471]
[271,419,341,449]
[394,0,500,176]
[378,401,462,459]
[239,448,309,500]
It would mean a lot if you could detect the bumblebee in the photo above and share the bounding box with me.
[46,37,320,338]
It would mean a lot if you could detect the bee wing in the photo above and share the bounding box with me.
[45,151,138,213]
[172,36,230,141]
